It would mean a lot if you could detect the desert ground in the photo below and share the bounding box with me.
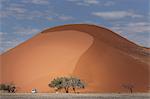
[0,93,150,99]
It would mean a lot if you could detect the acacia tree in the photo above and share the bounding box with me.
[61,77,70,93]
[122,84,134,93]
[49,77,85,93]
[48,77,64,92]
[69,77,85,93]
[49,77,70,93]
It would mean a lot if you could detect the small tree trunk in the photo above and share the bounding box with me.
[65,87,69,93]
[66,90,69,93]
[129,88,133,93]
[73,87,76,93]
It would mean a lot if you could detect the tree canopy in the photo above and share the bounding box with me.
[48,76,85,93]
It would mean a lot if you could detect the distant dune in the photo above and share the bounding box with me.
[0,24,149,93]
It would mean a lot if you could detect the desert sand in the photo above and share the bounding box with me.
[0,24,149,93]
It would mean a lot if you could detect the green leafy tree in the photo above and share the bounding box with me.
[49,76,85,93]
[69,77,85,93]
[49,77,70,93]
[48,77,64,92]
[61,77,70,93]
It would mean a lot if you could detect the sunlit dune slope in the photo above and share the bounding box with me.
[0,24,149,92]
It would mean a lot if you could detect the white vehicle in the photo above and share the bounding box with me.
[31,88,37,93]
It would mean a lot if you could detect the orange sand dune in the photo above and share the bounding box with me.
[0,24,149,93]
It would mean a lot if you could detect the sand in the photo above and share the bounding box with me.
[0,24,149,93]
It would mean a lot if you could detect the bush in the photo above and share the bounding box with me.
[0,84,16,93]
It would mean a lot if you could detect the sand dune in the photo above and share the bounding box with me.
[0,24,149,93]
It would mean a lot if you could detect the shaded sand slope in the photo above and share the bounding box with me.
[0,24,149,92]
[44,24,149,64]
[74,39,148,92]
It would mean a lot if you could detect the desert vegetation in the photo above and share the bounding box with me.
[49,77,85,93]
[122,83,134,93]
[0,83,16,93]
